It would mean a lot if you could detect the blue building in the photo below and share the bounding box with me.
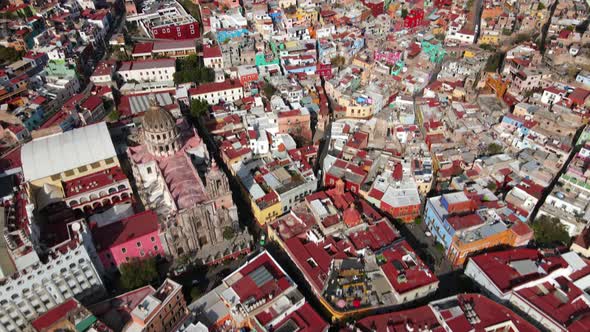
[424,191,476,249]
[14,105,45,131]
[217,29,249,43]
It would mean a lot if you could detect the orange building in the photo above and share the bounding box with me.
[447,221,533,266]
[91,279,188,332]
[481,6,505,20]
[277,109,312,142]
[485,73,510,98]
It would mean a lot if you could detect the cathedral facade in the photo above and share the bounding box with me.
[127,97,250,262]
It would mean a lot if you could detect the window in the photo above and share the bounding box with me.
[91,162,101,169]
[121,247,127,254]
[307,258,318,268]
[105,157,114,164]
[136,242,142,248]
[65,170,75,177]
[154,246,158,251]
[78,165,88,172]
[151,236,156,242]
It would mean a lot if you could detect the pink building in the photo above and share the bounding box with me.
[92,210,164,270]
[277,109,312,142]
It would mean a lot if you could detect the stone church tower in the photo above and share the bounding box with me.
[205,159,233,210]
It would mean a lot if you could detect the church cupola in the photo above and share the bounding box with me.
[142,94,181,158]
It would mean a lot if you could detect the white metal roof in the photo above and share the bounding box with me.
[21,122,117,181]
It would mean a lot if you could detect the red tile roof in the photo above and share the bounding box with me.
[63,166,127,197]
[515,279,590,330]
[285,235,353,290]
[446,213,483,231]
[348,221,399,251]
[81,95,103,111]
[469,248,568,293]
[230,252,291,302]
[202,44,222,58]
[357,293,537,332]
[0,147,22,172]
[92,210,159,251]
[573,226,590,249]
[188,80,243,96]
[32,299,78,331]
[380,241,438,294]
[569,88,590,105]
[516,179,544,199]
[132,42,154,55]
[262,303,328,332]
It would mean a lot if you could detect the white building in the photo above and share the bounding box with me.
[465,249,590,332]
[118,59,176,83]
[76,0,95,10]
[445,16,477,45]
[188,80,244,105]
[44,75,81,103]
[541,86,565,105]
[90,61,115,86]
[0,220,105,332]
[202,44,224,70]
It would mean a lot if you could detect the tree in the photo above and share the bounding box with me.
[0,46,23,65]
[0,11,17,20]
[485,181,497,192]
[330,55,346,70]
[401,8,408,19]
[174,55,215,85]
[532,215,570,247]
[435,33,446,41]
[486,142,504,155]
[537,3,546,10]
[190,99,209,118]
[179,0,201,21]
[514,33,531,43]
[484,52,503,72]
[262,82,277,99]
[119,257,159,291]
[107,110,121,122]
[222,226,235,240]
[414,216,422,225]
[567,66,580,79]
[479,44,494,51]
[190,286,202,301]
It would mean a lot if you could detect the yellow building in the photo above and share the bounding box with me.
[479,34,500,45]
[463,50,476,58]
[21,122,120,198]
[251,195,282,225]
[333,95,374,119]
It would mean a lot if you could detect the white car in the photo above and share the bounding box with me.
[425,231,432,237]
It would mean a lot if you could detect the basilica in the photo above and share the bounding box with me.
[128,96,251,262]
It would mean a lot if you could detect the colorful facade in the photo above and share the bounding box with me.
[92,211,165,270]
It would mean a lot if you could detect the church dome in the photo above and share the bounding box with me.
[142,94,181,158]
[142,95,176,132]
